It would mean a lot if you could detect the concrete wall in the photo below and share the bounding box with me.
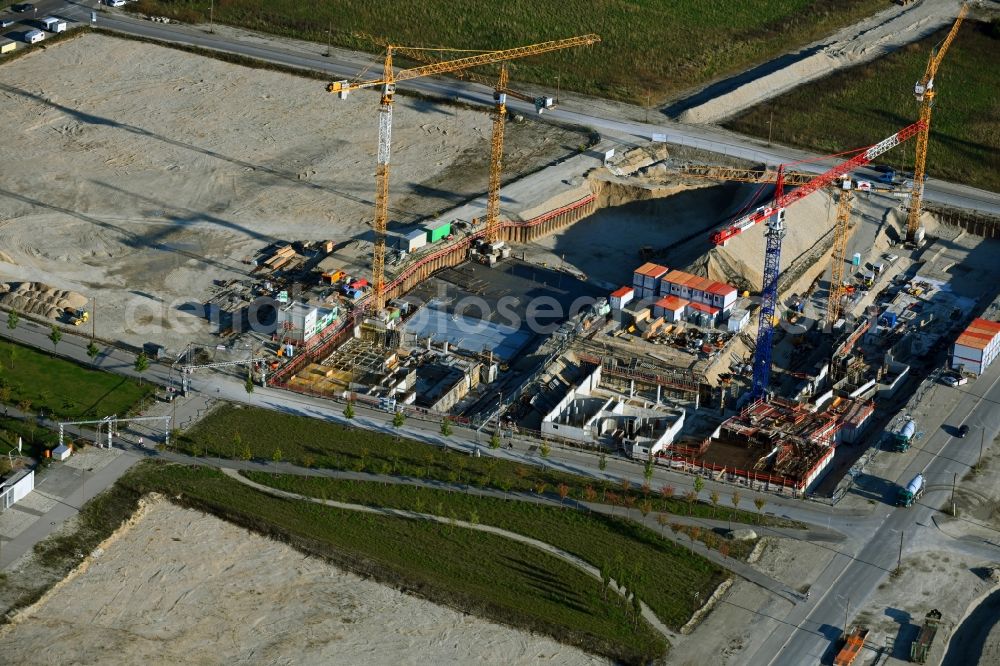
[0,469,34,511]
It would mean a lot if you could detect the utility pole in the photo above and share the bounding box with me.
[91,296,96,341]
[324,22,331,57]
[951,472,957,516]
[767,110,774,146]
[844,597,850,634]
[897,530,904,572]
[208,0,214,33]
[979,427,985,468]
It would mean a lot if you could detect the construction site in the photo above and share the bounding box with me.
[1,3,998,503]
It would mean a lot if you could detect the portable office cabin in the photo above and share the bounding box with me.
[423,221,451,243]
[0,39,16,54]
[402,228,427,252]
[24,29,45,44]
[41,17,67,32]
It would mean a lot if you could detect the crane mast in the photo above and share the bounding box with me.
[485,64,509,244]
[328,34,600,313]
[826,188,854,328]
[906,3,967,242]
[750,167,785,401]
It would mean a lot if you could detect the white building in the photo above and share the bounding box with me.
[540,365,685,458]
[1,469,34,510]
[952,318,1000,375]
[276,301,338,345]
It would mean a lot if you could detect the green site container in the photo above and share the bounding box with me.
[424,221,451,243]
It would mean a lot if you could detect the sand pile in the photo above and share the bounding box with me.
[0,501,604,665]
[697,190,836,294]
[0,282,88,319]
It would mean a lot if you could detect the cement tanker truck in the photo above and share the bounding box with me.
[896,473,925,507]
[889,418,918,452]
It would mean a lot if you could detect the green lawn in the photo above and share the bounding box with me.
[244,471,730,631]
[132,0,886,103]
[120,463,666,663]
[178,404,785,525]
[0,416,61,458]
[725,21,1000,193]
[0,338,152,421]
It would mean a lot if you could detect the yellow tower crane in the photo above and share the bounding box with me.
[827,188,854,328]
[327,35,600,313]
[906,3,967,242]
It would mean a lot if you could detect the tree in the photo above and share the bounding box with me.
[392,410,405,428]
[644,456,654,485]
[623,494,636,518]
[48,325,62,352]
[539,440,551,459]
[6,309,18,332]
[719,542,730,559]
[709,490,720,517]
[272,447,282,463]
[134,351,149,385]
[656,512,669,535]
[498,478,512,501]
[231,430,242,459]
[754,496,767,524]
[490,430,501,449]
[244,372,255,400]
[598,453,607,472]
[534,481,547,496]
[640,499,652,518]
[692,475,705,505]
[684,490,697,515]
[86,341,100,365]
[468,509,479,525]
[343,400,355,419]
[660,484,675,501]
[600,566,611,600]
[689,525,701,545]
[557,482,570,506]
[620,477,631,495]
[632,593,642,627]
[440,417,452,437]
[583,485,597,508]
[730,490,742,529]
[6,345,15,370]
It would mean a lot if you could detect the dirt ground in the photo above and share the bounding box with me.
[0,499,605,665]
[666,538,833,665]
[0,33,583,351]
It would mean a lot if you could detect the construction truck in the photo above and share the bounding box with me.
[834,626,869,666]
[889,418,918,452]
[896,473,925,507]
[910,609,942,663]
[64,306,89,326]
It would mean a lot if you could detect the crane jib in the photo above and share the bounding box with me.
[710,120,925,245]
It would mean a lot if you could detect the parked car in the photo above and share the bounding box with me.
[958,424,970,438]
[871,165,896,184]
[12,3,34,12]
[941,374,968,387]
[1,18,14,27]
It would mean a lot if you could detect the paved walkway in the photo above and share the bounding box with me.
[226,468,678,642]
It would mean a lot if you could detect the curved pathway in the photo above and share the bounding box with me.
[224,468,678,642]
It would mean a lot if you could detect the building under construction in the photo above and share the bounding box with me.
[664,396,873,493]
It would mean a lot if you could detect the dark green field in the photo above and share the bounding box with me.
[726,21,1000,193]
[132,0,885,102]
[246,471,732,629]
[121,463,667,663]
[178,404,784,525]
[0,339,152,422]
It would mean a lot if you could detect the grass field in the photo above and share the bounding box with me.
[0,339,152,422]
[725,21,1000,193]
[178,404,785,525]
[245,471,733,630]
[132,0,885,103]
[120,463,667,662]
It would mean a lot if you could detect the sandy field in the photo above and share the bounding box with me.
[0,499,605,665]
[0,33,582,350]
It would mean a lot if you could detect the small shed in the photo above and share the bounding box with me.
[727,308,750,333]
[52,444,72,461]
[0,39,16,55]
[402,228,428,252]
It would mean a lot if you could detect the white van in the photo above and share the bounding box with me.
[24,29,44,44]
[105,0,126,6]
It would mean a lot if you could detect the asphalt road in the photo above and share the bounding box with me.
[746,357,1000,665]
